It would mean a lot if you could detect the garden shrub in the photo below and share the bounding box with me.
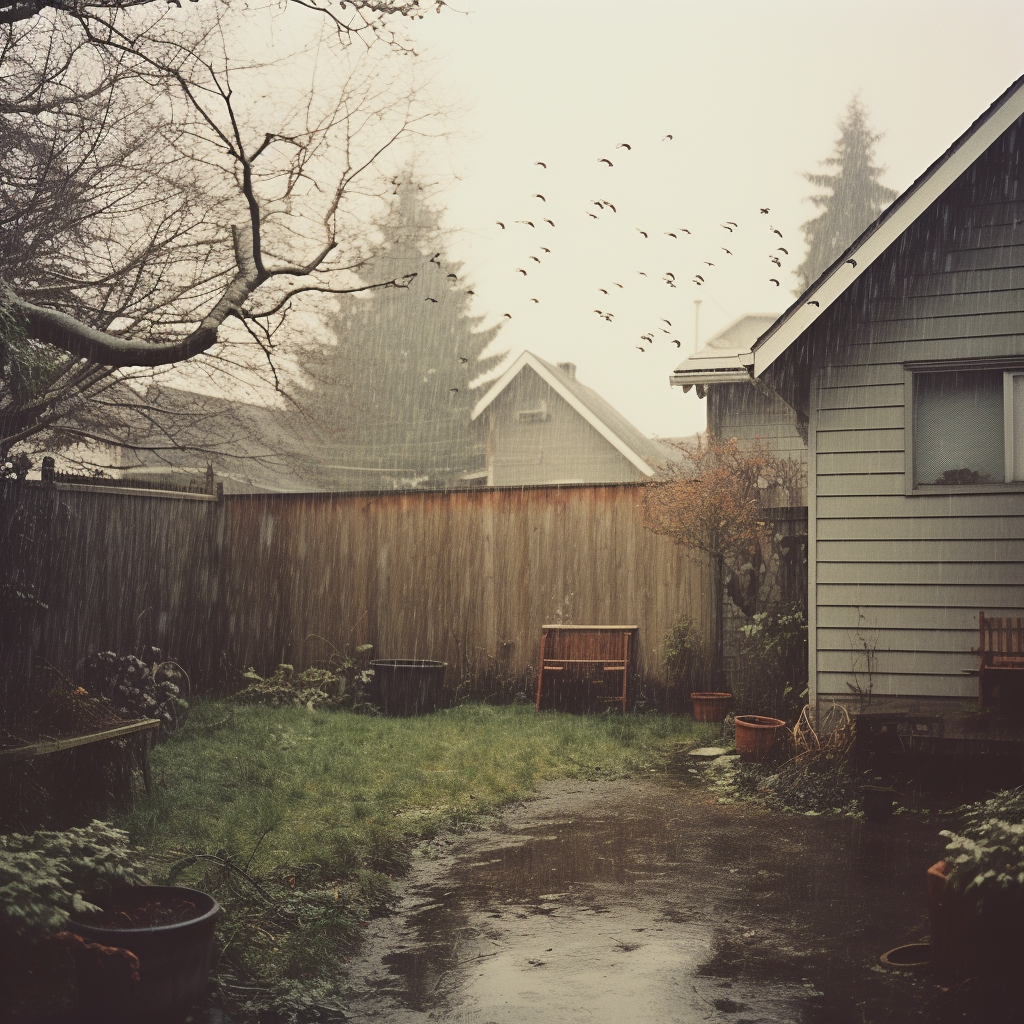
[737,604,808,719]
[0,820,147,940]
[942,787,1024,913]
[662,617,715,692]
[233,649,375,712]
[82,651,188,732]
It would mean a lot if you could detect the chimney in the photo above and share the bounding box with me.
[556,361,577,380]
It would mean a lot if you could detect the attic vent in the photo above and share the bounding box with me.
[557,361,577,379]
[517,399,549,424]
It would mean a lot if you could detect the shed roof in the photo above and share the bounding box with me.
[669,313,779,389]
[753,72,1024,376]
[470,350,671,476]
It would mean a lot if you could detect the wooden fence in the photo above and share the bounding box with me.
[13,482,713,704]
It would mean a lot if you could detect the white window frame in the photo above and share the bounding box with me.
[904,359,1024,495]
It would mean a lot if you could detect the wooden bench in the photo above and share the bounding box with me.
[978,612,1024,710]
[535,625,636,713]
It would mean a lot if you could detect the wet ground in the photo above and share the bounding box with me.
[340,769,992,1024]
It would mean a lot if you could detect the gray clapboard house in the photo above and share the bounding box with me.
[470,351,676,486]
[721,75,1024,717]
[671,313,806,491]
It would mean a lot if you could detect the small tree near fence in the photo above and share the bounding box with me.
[640,435,806,711]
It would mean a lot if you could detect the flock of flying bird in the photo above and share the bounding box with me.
[415,132,856,379]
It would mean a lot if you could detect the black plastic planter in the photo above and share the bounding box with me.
[68,885,220,1024]
[370,659,447,716]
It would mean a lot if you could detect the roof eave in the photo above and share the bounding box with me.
[752,73,1024,377]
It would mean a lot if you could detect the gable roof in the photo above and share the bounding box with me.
[669,313,779,389]
[470,350,669,476]
[753,73,1024,376]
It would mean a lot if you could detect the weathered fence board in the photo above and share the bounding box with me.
[13,483,712,698]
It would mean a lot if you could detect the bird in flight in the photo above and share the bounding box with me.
[450,387,459,393]
[588,213,598,219]
[516,268,528,275]
[529,256,541,263]
[807,300,820,307]
[680,228,691,235]
[540,247,551,253]
[694,274,704,283]
[772,228,783,238]
[516,220,535,228]
[535,161,547,168]
[760,208,770,214]
[636,346,646,353]
[529,298,539,303]
[637,229,648,238]
[593,200,605,208]
[692,279,703,286]
[446,273,457,280]
[599,158,613,166]
[662,319,672,326]
[769,256,781,267]
[721,224,734,233]
[503,312,512,318]
[846,258,857,267]
[604,202,617,213]
[637,271,647,276]
[616,142,632,150]
[424,297,438,303]
[612,282,623,288]
[598,288,608,294]
[665,232,677,239]
[466,289,475,295]
[722,248,733,256]
[496,222,505,229]
[663,134,673,141]
[769,278,780,286]
[671,339,681,347]
[777,247,788,255]
[533,194,546,202]
[459,356,469,363]
[664,272,675,281]
[429,253,442,265]
[544,219,555,227]
[703,261,715,267]
[725,221,737,228]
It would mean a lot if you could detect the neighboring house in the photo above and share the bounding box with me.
[720,74,1024,718]
[470,351,680,486]
[670,313,806,473]
[119,385,318,493]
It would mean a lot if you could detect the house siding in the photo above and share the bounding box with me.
[487,366,647,486]
[808,119,1024,705]
[708,384,808,465]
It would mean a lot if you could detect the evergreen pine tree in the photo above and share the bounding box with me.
[794,98,898,292]
[292,184,507,489]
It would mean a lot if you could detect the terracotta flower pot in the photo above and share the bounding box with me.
[690,692,732,723]
[733,715,787,762]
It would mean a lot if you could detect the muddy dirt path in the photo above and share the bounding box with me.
[341,774,973,1023]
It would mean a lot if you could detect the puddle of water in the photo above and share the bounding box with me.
[342,779,986,1023]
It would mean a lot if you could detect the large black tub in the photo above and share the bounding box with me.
[370,659,447,716]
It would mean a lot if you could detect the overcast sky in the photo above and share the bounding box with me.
[396,0,1024,439]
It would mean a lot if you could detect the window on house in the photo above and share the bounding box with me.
[911,367,1024,487]
[517,400,549,424]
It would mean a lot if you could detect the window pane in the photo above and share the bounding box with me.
[914,370,1004,486]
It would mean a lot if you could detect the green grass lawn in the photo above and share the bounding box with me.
[120,702,717,1019]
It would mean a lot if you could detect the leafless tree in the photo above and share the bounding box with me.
[0,0,442,460]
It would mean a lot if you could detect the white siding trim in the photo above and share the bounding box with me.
[754,77,1024,377]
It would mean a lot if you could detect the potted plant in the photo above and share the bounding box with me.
[661,617,731,720]
[0,820,219,1023]
[932,787,1024,984]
